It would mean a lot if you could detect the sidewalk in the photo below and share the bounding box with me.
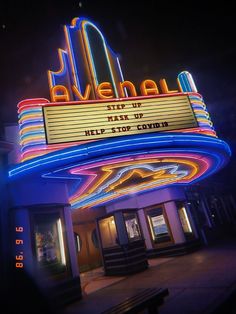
[64,238,236,314]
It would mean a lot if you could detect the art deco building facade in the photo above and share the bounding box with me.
[4,17,234,304]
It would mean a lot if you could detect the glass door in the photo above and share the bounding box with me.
[98,215,118,248]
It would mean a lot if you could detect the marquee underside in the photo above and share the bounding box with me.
[9,133,231,209]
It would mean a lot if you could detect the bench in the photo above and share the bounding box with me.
[101,287,169,314]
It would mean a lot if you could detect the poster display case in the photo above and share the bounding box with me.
[32,210,69,277]
[123,212,142,242]
[147,207,171,244]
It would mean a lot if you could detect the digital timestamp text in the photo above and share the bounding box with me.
[15,226,24,268]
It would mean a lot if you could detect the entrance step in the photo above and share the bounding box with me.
[147,239,202,258]
[50,276,82,307]
[103,240,148,276]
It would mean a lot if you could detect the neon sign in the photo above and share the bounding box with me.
[9,17,230,211]
[15,17,216,162]
[49,78,183,102]
[68,155,203,209]
[8,133,231,209]
[48,18,197,102]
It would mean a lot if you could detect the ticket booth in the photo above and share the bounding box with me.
[97,209,148,275]
[106,187,200,258]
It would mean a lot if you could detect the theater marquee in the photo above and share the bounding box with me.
[11,17,230,212]
[43,95,197,144]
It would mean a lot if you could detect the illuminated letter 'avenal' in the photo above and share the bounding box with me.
[159,78,179,94]
[118,81,137,97]
[72,84,91,101]
[96,82,114,99]
[140,80,159,96]
[50,85,70,102]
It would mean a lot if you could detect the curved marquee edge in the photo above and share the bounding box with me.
[8,133,231,180]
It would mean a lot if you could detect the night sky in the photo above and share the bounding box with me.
[1,0,235,190]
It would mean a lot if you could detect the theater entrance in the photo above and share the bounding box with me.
[72,207,105,273]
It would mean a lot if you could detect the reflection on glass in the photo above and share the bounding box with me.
[74,233,81,252]
[91,229,99,248]
[123,212,141,241]
[178,205,193,233]
[57,218,66,265]
[98,216,118,248]
[34,212,67,275]
[147,207,171,243]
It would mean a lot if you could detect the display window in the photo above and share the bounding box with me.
[123,212,141,242]
[178,206,192,233]
[146,207,171,243]
[98,215,118,248]
[177,202,195,240]
[33,211,67,275]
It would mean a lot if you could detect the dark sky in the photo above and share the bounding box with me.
[1,0,235,189]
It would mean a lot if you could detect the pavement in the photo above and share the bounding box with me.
[64,237,236,314]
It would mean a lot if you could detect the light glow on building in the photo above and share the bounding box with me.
[9,17,230,212]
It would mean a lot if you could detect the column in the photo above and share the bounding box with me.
[164,201,185,244]
[137,209,153,249]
